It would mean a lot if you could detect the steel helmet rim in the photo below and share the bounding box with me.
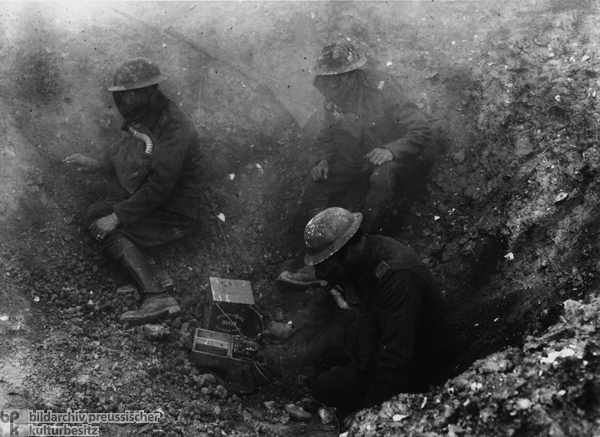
[107,74,168,92]
[309,56,367,75]
[304,211,362,265]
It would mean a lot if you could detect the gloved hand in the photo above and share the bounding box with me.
[64,153,101,173]
[364,148,394,166]
[259,321,297,344]
[324,100,343,124]
[311,160,329,181]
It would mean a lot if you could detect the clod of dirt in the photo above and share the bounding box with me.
[143,324,170,341]
[194,373,217,388]
[285,403,313,421]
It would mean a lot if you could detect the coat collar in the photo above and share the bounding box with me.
[139,91,169,131]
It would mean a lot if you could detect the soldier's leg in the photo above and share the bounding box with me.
[107,236,182,326]
[303,163,366,219]
[85,201,199,290]
[292,289,350,367]
[83,199,119,229]
[290,290,375,410]
[362,160,407,234]
[312,362,373,412]
[84,199,200,251]
[84,201,200,325]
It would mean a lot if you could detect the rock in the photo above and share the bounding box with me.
[178,322,193,349]
[299,397,318,413]
[200,387,214,396]
[194,373,217,388]
[549,422,566,437]
[214,385,228,399]
[453,150,466,164]
[528,404,551,427]
[263,401,277,412]
[285,404,312,421]
[143,324,170,341]
[447,424,466,437]
[434,404,457,427]
[514,134,534,156]
[318,407,335,424]
[478,354,513,374]
[515,398,532,410]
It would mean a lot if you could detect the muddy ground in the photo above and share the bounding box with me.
[1,1,600,436]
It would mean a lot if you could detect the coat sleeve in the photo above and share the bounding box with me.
[113,118,191,226]
[382,83,432,160]
[97,139,123,174]
[364,269,423,407]
[313,102,339,165]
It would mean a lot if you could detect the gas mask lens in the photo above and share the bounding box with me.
[314,255,344,282]
[315,75,342,89]
[314,262,330,280]
[114,90,137,105]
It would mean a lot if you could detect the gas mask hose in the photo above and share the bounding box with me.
[328,286,357,312]
[124,124,153,155]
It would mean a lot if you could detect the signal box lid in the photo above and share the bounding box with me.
[208,277,255,305]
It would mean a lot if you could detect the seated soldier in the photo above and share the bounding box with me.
[262,207,446,427]
[65,57,204,326]
[279,40,432,287]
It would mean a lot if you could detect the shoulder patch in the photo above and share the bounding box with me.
[374,260,390,281]
[377,80,385,90]
[158,112,172,126]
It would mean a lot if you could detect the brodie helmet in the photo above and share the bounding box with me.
[107,57,167,92]
[309,40,367,76]
[303,207,362,265]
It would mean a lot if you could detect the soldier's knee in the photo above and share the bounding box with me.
[83,203,110,228]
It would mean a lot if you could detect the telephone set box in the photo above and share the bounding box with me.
[203,277,261,338]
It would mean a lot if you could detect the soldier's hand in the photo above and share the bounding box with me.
[64,153,101,173]
[259,321,297,344]
[88,213,120,243]
[311,160,329,181]
[364,148,394,166]
[324,101,342,124]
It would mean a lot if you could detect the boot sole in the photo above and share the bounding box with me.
[166,306,182,319]
[119,305,181,326]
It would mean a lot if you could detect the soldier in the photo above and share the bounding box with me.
[65,57,204,326]
[279,40,432,287]
[262,207,445,426]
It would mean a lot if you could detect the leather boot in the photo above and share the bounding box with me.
[120,293,181,326]
[361,198,388,235]
[149,263,175,292]
[116,244,181,326]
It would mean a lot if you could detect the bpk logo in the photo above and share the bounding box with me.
[0,410,28,436]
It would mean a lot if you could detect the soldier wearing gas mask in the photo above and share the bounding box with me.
[65,57,204,326]
[278,40,433,288]
[262,207,445,426]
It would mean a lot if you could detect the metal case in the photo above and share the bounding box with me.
[204,277,260,337]
[191,328,265,394]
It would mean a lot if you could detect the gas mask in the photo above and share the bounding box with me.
[314,251,350,286]
[113,86,158,122]
[313,71,357,103]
